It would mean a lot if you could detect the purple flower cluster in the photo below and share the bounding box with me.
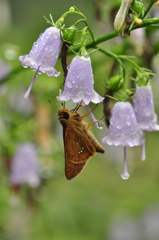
[102,85,159,179]
[19,23,159,180]
[19,27,103,105]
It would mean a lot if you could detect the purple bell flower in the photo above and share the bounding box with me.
[133,85,159,131]
[19,27,62,99]
[133,85,159,161]
[10,143,41,188]
[57,55,104,105]
[102,101,144,179]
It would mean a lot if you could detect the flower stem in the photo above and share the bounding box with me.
[68,31,118,53]
[85,105,102,129]
[143,0,157,18]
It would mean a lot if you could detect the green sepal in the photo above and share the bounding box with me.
[130,0,145,17]
[107,75,124,92]
[62,26,78,44]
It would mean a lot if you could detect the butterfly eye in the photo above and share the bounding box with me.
[63,112,70,119]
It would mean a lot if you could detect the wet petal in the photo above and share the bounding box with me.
[133,85,159,131]
[57,55,103,105]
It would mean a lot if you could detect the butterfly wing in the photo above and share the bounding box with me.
[63,126,96,180]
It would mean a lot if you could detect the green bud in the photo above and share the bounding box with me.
[117,89,131,101]
[130,0,145,16]
[69,7,75,12]
[107,75,124,91]
[114,0,132,34]
[126,89,133,96]
[63,26,77,44]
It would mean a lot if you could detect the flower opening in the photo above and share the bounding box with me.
[57,55,104,105]
[19,27,62,98]
[102,101,144,147]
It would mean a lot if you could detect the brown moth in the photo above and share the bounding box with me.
[58,108,105,180]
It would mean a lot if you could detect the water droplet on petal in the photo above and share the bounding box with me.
[116,124,123,129]
[145,110,151,117]
[54,70,61,77]
[114,140,120,146]
[67,81,72,88]
[126,116,131,126]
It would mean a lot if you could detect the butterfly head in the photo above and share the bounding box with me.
[58,108,82,125]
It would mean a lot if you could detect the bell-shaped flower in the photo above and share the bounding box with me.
[133,85,159,131]
[19,26,62,99]
[57,55,104,105]
[133,85,159,161]
[102,101,144,179]
[10,143,41,188]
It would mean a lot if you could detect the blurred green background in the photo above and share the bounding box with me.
[0,0,159,239]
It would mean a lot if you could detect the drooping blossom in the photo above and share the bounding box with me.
[102,101,144,179]
[57,55,104,105]
[133,85,159,131]
[19,26,62,99]
[0,59,10,81]
[10,143,41,188]
[133,85,159,161]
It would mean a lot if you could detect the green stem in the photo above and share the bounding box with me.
[73,19,95,42]
[60,10,86,20]
[98,48,126,79]
[143,0,157,18]
[69,31,118,53]
[118,55,141,70]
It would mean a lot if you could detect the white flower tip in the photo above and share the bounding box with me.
[121,172,130,180]
[24,93,29,99]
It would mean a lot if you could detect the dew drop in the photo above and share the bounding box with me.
[104,138,113,145]
[67,82,72,88]
[114,140,120,146]
[126,116,131,126]
[121,172,130,180]
[145,110,151,117]
[54,71,61,77]
[116,124,123,129]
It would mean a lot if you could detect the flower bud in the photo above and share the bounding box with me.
[155,1,159,6]
[107,75,124,91]
[131,0,145,16]
[134,17,143,24]
[114,0,132,34]
[63,26,77,44]
[69,7,75,12]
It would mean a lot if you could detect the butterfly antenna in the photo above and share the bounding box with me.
[72,101,83,112]
[82,104,98,118]
[48,99,58,111]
